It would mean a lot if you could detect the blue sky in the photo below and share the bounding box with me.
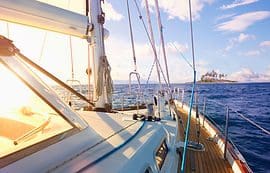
[0,0,269,83]
[102,0,270,83]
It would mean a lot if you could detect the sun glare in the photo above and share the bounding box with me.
[0,62,73,157]
[0,64,32,116]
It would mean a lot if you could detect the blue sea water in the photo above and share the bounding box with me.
[112,82,270,173]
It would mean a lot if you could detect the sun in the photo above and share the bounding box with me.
[0,63,32,116]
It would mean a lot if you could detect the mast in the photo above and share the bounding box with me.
[88,0,112,110]
[0,0,112,110]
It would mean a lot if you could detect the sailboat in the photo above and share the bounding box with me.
[0,0,253,172]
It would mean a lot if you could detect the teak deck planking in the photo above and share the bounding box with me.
[177,108,233,173]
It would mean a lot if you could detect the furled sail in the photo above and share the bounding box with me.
[0,0,90,38]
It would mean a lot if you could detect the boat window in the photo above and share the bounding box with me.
[0,64,73,158]
[144,167,153,173]
[155,140,168,170]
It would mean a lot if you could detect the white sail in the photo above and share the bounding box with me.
[0,0,89,38]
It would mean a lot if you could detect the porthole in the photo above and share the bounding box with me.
[155,140,168,170]
[144,167,153,173]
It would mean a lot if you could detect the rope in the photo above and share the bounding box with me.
[96,56,113,96]
[94,1,113,104]
[180,71,196,173]
[181,0,197,172]
[189,1,196,71]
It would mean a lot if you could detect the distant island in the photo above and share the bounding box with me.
[198,70,236,83]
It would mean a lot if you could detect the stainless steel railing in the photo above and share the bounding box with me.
[173,88,270,160]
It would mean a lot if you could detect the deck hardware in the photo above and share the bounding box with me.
[176,141,205,152]
[224,106,229,159]
[195,91,201,144]
[181,89,185,108]
[202,97,206,127]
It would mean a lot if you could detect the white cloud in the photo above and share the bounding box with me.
[238,33,255,42]
[145,0,213,21]
[220,0,259,10]
[266,65,270,76]
[224,44,234,52]
[225,33,255,51]
[102,0,123,21]
[243,50,261,56]
[229,68,270,82]
[216,11,270,32]
[216,13,236,22]
[260,41,270,47]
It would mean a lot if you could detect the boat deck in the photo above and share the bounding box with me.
[177,108,233,173]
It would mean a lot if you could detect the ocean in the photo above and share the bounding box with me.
[112,82,270,173]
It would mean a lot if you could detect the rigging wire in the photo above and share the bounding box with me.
[233,110,270,136]
[144,0,162,90]
[146,56,169,86]
[146,60,156,85]
[68,0,75,80]
[154,0,171,89]
[146,40,158,82]
[180,0,197,172]
[17,52,94,106]
[126,0,137,72]
[6,22,9,38]
[146,41,162,85]
[207,99,270,136]
[38,32,47,63]
[69,36,74,80]
[126,0,144,104]
[133,0,168,87]
[170,42,193,69]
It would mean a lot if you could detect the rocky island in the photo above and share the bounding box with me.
[198,70,236,83]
